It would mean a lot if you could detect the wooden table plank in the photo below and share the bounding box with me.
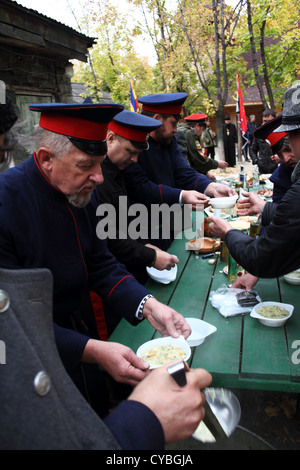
[108,317,156,353]
[189,256,242,380]
[241,277,291,381]
[167,252,215,317]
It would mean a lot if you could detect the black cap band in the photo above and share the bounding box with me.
[68,137,107,156]
[282,115,300,125]
[130,139,149,151]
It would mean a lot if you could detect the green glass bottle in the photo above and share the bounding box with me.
[228,253,239,282]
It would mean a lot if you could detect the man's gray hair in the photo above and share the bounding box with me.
[30,127,74,159]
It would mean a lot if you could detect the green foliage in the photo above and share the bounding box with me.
[234,0,300,106]
[73,0,300,114]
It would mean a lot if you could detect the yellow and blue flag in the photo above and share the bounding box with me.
[130,80,139,113]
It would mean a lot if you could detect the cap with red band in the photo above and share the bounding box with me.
[138,92,188,115]
[254,115,287,154]
[110,110,162,141]
[184,113,207,123]
[29,102,124,155]
[109,110,162,150]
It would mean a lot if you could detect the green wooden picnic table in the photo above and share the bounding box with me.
[109,217,300,393]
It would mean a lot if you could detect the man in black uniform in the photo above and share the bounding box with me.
[250,109,278,174]
[222,116,238,166]
[97,110,179,286]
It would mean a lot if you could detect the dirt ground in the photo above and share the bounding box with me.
[166,389,300,451]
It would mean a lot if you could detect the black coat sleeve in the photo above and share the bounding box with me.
[225,180,300,278]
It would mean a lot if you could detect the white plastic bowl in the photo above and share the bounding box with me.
[185,318,217,347]
[284,269,300,285]
[250,301,294,327]
[136,336,191,369]
[210,196,238,209]
[146,255,178,284]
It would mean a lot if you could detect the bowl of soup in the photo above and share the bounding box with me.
[250,301,294,327]
[209,196,238,209]
[284,269,300,285]
[136,336,191,369]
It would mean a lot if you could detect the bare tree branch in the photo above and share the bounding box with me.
[246,0,268,108]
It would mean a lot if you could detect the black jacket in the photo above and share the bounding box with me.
[97,156,155,283]
[249,137,278,174]
[225,169,300,278]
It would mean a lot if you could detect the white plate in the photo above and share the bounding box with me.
[229,216,257,231]
[136,336,191,369]
[185,317,217,346]
[209,196,238,209]
[146,259,178,284]
[250,301,294,327]
[284,268,300,285]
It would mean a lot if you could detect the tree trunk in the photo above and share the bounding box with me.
[246,0,268,109]
[216,106,225,160]
[259,11,275,110]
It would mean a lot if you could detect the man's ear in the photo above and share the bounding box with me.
[106,131,115,144]
[35,147,53,172]
[153,113,163,122]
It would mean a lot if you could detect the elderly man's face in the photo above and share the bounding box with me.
[49,148,105,208]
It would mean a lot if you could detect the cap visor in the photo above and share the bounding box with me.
[274,123,300,133]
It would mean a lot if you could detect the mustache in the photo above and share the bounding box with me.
[77,182,97,193]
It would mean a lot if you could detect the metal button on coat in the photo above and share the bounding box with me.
[34,371,51,396]
[0,290,10,313]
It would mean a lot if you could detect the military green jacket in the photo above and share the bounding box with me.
[183,127,218,174]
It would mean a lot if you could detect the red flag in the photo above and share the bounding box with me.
[236,73,247,135]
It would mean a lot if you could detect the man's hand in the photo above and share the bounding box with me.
[129,363,212,443]
[232,273,259,290]
[146,244,179,271]
[205,182,236,198]
[237,191,265,217]
[143,297,191,339]
[218,160,229,169]
[181,190,210,209]
[82,339,150,386]
[206,170,216,181]
[206,215,232,239]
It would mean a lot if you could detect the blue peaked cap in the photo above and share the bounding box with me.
[110,110,162,150]
[138,92,188,115]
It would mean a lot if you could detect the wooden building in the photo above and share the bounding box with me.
[0,0,95,150]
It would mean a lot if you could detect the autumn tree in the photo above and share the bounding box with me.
[236,0,300,111]
[73,0,154,107]
[170,0,245,156]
